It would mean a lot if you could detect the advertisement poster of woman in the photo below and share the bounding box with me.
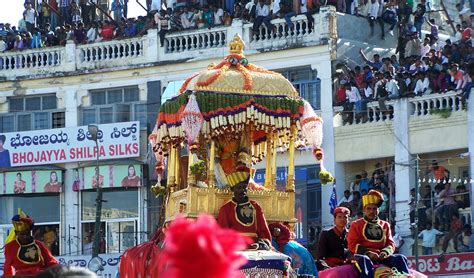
[72,169,81,191]
[44,171,62,192]
[13,172,26,193]
[0,134,11,168]
[121,165,141,187]
[92,167,104,188]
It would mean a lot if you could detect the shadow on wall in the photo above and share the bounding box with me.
[335,13,397,68]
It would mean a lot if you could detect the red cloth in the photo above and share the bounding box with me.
[217,200,271,242]
[3,239,58,276]
[335,87,346,105]
[101,26,115,40]
[119,241,162,278]
[462,28,471,42]
[268,223,291,252]
[325,257,347,267]
[347,218,395,256]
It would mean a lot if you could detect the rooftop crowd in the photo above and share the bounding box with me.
[0,0,325,52]
[333,0,473,124]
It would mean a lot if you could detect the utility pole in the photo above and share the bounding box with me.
[414,156,420,271]
[68,225,75,256]
[89,124,103,258]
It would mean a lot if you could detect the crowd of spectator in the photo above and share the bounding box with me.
[0,0,326,53]
[338,161,395,221]
[0,1,158,53]
[412,160,472,255]
[339,159,473,256]
[333,0,473,124]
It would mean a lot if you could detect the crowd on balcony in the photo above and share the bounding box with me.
[333,0,473,124]
[0,1,159,53]
[0,0,325,53]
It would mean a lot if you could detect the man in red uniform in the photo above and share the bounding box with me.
[3,213,58,276]
[347,190,409,278]
[217,168,272,249]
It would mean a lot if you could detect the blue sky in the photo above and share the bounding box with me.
[0,1,146,27]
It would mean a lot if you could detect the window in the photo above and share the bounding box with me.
[0,195,61,257]
[1,95,65,132]
[82,86,146,126]
[279,67,321,110]
[81,189,139,221]
[81,189,139,254]
[0,195,60,224]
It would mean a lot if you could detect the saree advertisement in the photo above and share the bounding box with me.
[0,121,140,168]
[1,170,63,194]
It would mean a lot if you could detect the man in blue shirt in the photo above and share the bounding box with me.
[124,20,137,37]
[360,49,383,71]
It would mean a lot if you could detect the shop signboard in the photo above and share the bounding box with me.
[0,121,140,168]
[407,252,474,276]
[1,170,63,194]
[0,253,122,276]
[73,164,142,191]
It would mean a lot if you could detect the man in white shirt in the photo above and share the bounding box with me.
[345,83,362,104]
[0,35,6,70]
[271,0,281,15]
[181,6,195,29]
[86,23,98,42]
[337,190,353,206]
[418,223,443,255]
[367,0,379,36]
[0,36,6,52]
[384,72,400,99]
[350,175,362,192]
[24,3,37,32]
[253,0,274,32]
[244,0,257,21]
[413,71,430,96]
[420,37,431,58]
[214,6,224,26]
[344,83,361,123]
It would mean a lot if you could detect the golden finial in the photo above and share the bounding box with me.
[229,34,245,54]
[208,62,216,69]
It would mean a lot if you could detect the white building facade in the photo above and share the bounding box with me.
[0,8,336,275]
[0,6,472,276]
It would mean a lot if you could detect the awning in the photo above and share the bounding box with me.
[162,80,184,105]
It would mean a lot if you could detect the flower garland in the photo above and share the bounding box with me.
[236,64,253,90]
[178,54,284,94]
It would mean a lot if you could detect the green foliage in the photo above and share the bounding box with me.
[190,160,206,176]
[319,169,335,185]
[430,108,451,119]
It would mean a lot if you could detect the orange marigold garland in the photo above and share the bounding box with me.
[180,55,283,94]
[179,73,200,94]
[246,64,277,75]
[236,64,253,91]
[196,67,226,87]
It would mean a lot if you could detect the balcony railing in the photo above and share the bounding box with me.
[0,46,63,72]
[0,7,336,80]
[165,26,228,53]
[334,91,467,126]
[410,91,465,117]
[334,100,395,126]
[77,37,146,69]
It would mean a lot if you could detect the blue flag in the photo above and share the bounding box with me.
[329,181,337,215]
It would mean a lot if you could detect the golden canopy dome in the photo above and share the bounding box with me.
[178,35,299,97]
